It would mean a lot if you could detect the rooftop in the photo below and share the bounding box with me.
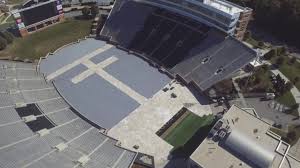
[190,105,300,168]
[203,0,244,15]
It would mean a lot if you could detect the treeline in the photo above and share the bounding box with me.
[229,0,300,48]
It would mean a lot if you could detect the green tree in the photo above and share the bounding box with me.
[274,74,286,94]
[0,31,14,44]
[243,31,251,40]
[290,57,297,65]
[294,77,300,84]
[260,64,269,73]
[90,5,99,17]
[287,131,297,141]
[0,36,7,50]
[284,81,293,93]
[258,41,264,48]
[292,104,299,110]
[264,49,277,60]
[277,46,288,56]
[276,57,284,66]
[82,7,90,18]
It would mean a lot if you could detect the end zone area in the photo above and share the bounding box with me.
[163,111,214,148]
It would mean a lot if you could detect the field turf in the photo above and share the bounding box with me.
[164,113,214,148]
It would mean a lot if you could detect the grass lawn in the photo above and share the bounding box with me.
[0,19,92,60]
[6,15,14,23]
[271,56,300,90]
[245,37,266,49]
[238,68,273,93]
[271,125,300,146]
[7,0,25,4]
[164,113,214,148]
[0,22,14,31]
[276,91,297,107]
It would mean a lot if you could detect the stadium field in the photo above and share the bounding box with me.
[0,18,92,60]
[164,113,214,148]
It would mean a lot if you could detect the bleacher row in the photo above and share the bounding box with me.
[0,61,137,168]
[101,0,256,90]
[102,3,211,69]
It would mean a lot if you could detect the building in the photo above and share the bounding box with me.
[190,105,300,168]
[11,0,64,37]
[132,0,252,40]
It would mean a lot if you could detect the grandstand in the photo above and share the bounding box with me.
[0,61,138,168]
[1,0,258,167]
[100,0,257,90]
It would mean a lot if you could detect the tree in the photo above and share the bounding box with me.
[243,31,251,40]
[294,77,300,84]
[277,46,288,56]
[258,41,264,48]
[0,31,14,44]
[284,82,293,93]
[0,36,7,50]
[260,64,269,73]
[290,57,297,65]
[90,5,99,17]
[292,104,299,110]
[287,131,297,141]
[276,57,284,66]
[274,74,286,94]
[82,7,90,18]
[264,49,277,60]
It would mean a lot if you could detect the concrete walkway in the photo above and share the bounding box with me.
[46,44,113,81]
[232,72,253,108]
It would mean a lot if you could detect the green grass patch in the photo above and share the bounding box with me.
[271,125,300,146]
[0,22,15,31]
[164,113,214,148]
[245,37,259,47]
[276,91,297,107]
[7,0,25,4]
[6,15,14,23]
[271,56,300,90]
[245,37,266,49]
[0,19,92,60]
[0,15,5,23]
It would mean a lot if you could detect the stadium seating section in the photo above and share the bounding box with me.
[100,0,256,90]
[0,61,136,168]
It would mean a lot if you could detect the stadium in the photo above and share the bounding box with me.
[0,0,259,168]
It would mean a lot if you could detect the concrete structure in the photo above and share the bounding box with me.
[190,105,300,168]
[132,0,252,39]
[37,37,214,167]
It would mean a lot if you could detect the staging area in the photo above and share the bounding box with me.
[40,38,172,129]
